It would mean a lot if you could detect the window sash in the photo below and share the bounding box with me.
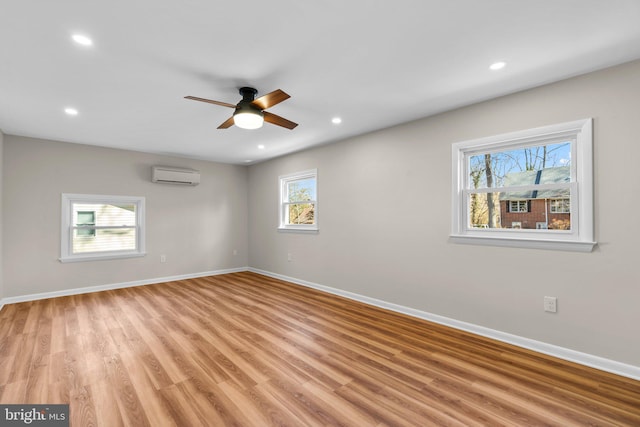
[465,140,574,191]
[464,182,576,231]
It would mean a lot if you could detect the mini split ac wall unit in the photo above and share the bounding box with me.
[151,166,200,185]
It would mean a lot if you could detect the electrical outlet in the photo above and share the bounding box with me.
[544,296,557,313]
[287,253,292,262]
[160,254,167,263]
[232,249,238,256]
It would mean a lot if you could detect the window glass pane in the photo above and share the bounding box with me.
[77,211,95,225]
[468,141,572,189]
[287,203,315,225]
[468,192,571,231]
[72,203,137,253]
[73,203,136,226]
[287,178,316,202]
[73,228,137,254]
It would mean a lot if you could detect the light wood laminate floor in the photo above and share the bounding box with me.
[1,272,639,426]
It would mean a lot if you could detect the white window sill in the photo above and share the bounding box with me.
[449,235,596,252]
[277,227,319,234]
[59,252,146,263]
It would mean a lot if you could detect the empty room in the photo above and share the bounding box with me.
[1,1,640,426]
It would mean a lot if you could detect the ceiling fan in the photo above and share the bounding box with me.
[185,87,298,130]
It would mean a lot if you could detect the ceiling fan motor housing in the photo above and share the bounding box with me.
[239,87,258,102]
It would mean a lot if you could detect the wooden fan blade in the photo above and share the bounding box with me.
[263,111,298,130]
[251,89,290,110]
[217,116,235,129]
[185,96,236,109]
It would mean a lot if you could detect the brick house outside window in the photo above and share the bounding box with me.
[500,166,571,230]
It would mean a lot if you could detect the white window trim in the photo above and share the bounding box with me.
[60,193,146,262]
[450,118,596,252]
[278,169,318,233]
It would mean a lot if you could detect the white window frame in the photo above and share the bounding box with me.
[451,118,595,252]
[60,193,146,262]
[278,169,318,233]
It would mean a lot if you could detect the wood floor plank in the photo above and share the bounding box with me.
[301,380,380,427]
[68,385,99,427]
[90,380,125,427]
[217,380,280,426]
[118,350,177,427]
[0,271,638,426]
[104,353,152,427]
[257,378,341,427]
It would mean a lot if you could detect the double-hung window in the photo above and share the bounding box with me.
[279,169,318,232]
[60,194,146,262]
[451,119,595,252]
[76,211,96,236]
[550,199,570,213]
[508,201,529,213]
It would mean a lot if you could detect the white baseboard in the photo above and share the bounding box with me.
[249,267,640,381]
[0,267,249,306]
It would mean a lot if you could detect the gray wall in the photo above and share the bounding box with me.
[2,136,248,297]
[248,59,640,366]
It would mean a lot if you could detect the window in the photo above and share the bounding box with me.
[279,169,318,232]
[508,201,529,213]
[451,119,595,252]
[76,211,96,236]
[60,194,146,262]
[550,198,570,213]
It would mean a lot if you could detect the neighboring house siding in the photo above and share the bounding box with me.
[72,203,137,253]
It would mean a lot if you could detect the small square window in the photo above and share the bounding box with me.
[509,201,529,213]
[550,198,570,213]
[76,211,96,236]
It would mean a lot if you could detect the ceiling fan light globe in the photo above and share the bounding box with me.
[234,110,264,129]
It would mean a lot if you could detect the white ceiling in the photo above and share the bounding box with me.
[2,1,640,165]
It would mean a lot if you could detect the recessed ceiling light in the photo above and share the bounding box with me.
[64,107,79,116]
[244,160,253,163]
[489,61,506,71]
[257,145,265,150]
[72,34,93,46]
[332,117,342,124]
